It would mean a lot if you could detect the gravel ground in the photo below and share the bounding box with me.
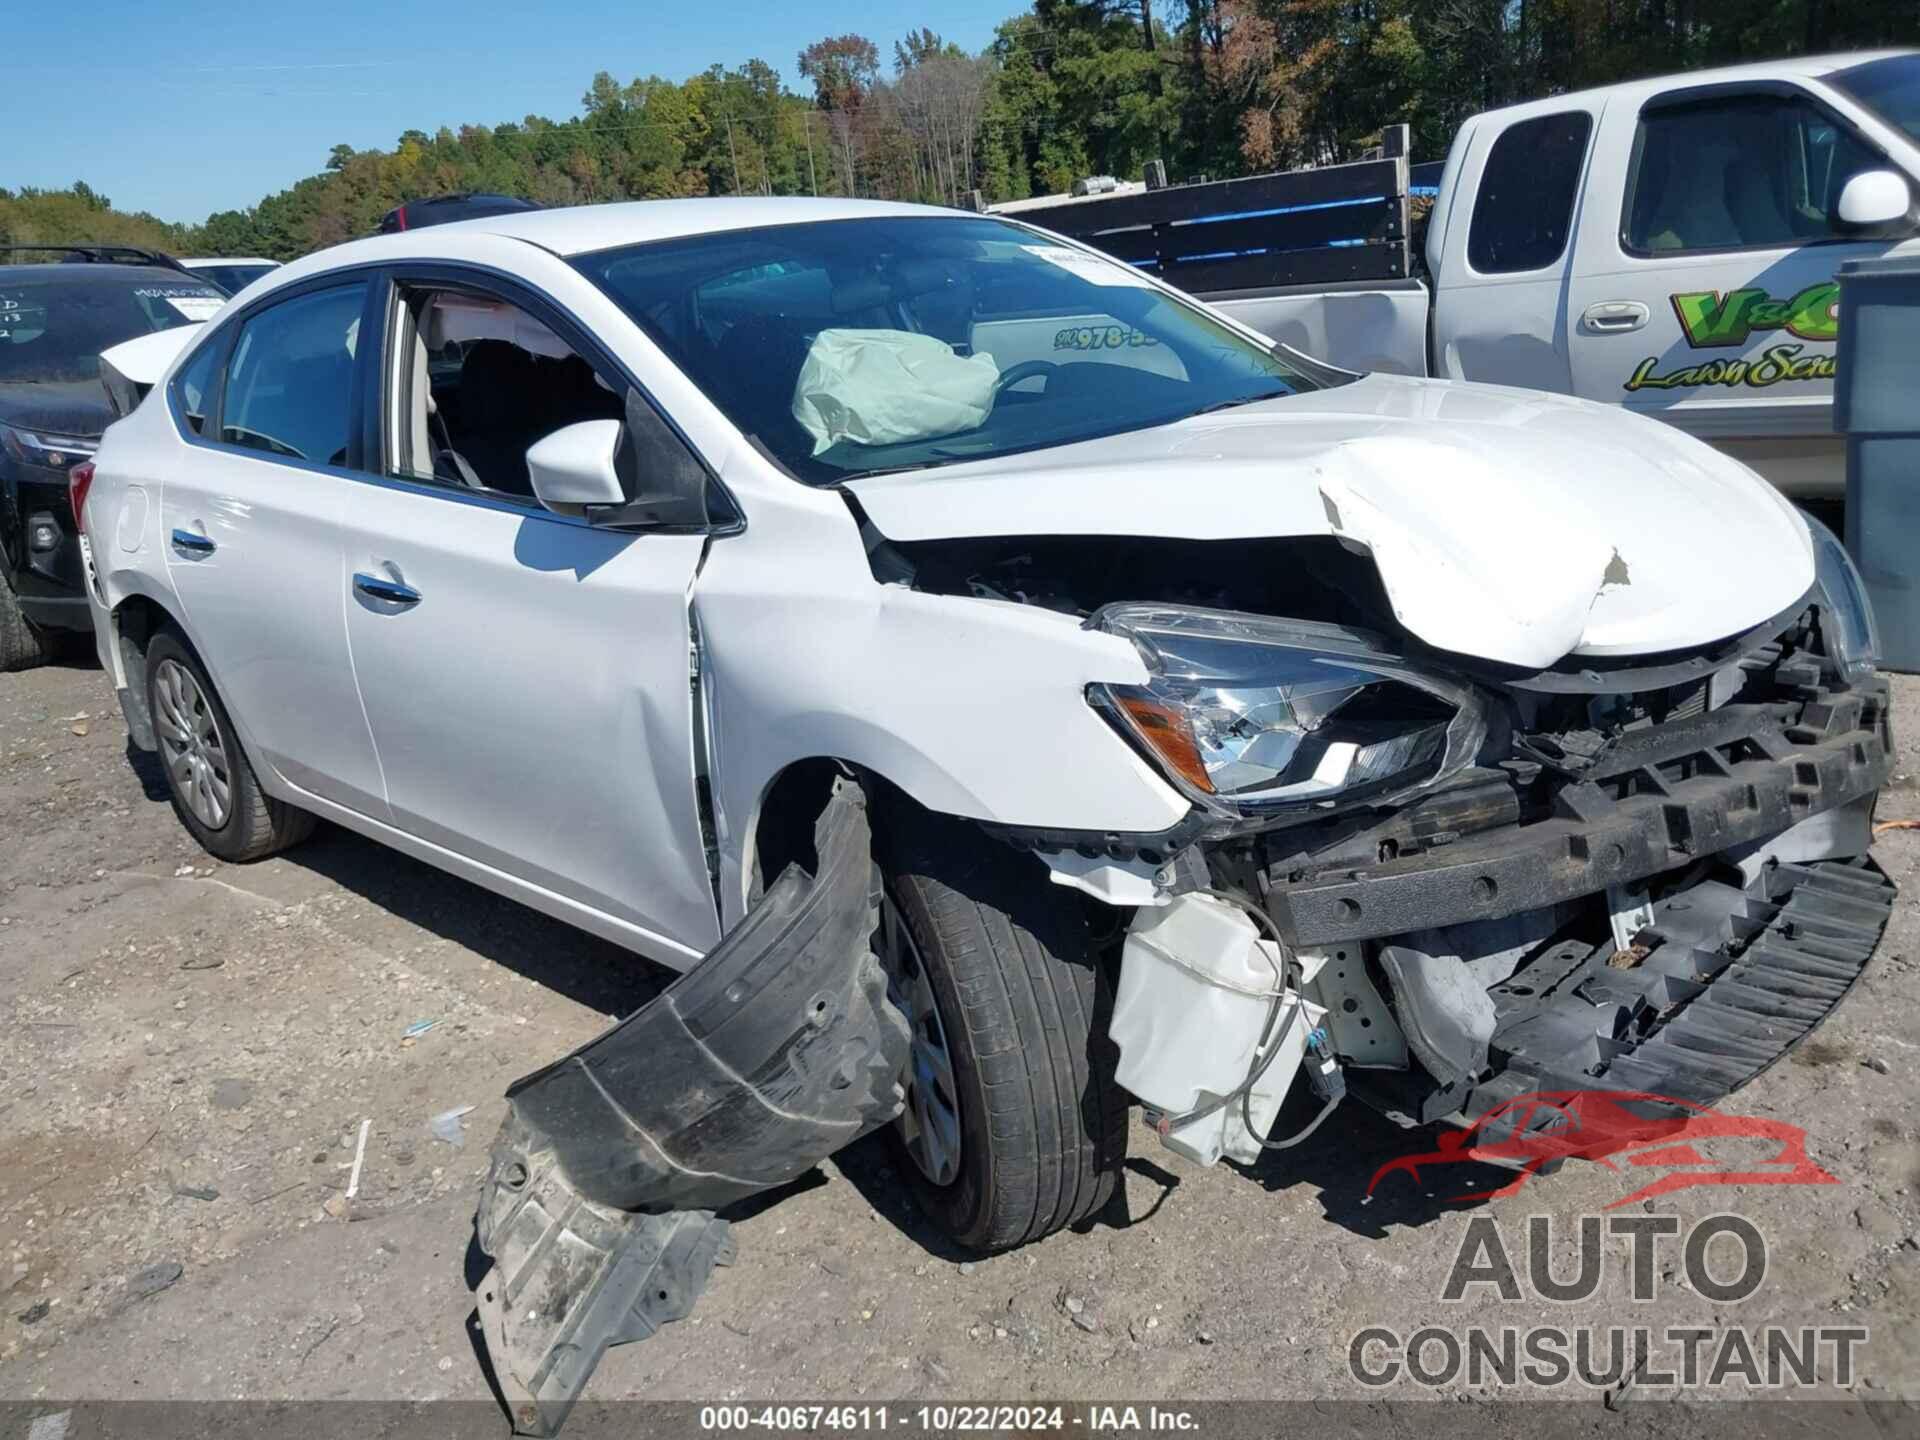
[2,654,1917,1410]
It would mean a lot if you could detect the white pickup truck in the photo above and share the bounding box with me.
[1000,50,1920,497]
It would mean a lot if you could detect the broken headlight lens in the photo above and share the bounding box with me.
[1805,514,1878,686]
[1089,605,1488,820]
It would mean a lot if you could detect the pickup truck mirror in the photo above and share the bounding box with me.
[1836,169,1912,231]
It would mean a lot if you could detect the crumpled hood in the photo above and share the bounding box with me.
[845,374,1816,669]
[0,380,112,440]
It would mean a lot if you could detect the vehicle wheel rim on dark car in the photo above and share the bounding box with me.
[880,896,962,1187]
[153,659,231,829]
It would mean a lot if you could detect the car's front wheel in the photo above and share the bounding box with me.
[145,628,315,862]
[0,572,52,671]
[877,808,1127,1252]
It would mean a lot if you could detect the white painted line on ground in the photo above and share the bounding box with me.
[346,1117,372,1199]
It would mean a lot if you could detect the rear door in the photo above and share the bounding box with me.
[336,265,717,966]
[1567,82,1915,493]
[1429,105,1600,392]
[158,277,388,815]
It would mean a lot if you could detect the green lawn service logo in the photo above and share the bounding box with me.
[1624,281,1838,392]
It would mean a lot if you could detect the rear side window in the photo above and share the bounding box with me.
[1623,93,1885,255]
[174,340,220,435]
[220,282,366,467]
[1467,112,1593,273]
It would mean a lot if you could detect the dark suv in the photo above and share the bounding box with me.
[1,247,224,668]
[377,192,539,233]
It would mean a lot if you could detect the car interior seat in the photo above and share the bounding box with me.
[451,339,550,493]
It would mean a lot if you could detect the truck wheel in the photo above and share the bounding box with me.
[877,809,1126,1252]
[0,573,50,671]
[145,628,315,862]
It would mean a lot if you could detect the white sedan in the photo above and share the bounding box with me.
[79,197,1891,1429]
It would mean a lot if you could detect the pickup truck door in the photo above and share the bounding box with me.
[1566,82,1918,495]
[1427,104,1603,395]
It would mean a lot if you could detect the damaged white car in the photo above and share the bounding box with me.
[79,199,1891,1430]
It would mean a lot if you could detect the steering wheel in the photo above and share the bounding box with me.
[994,360,1061,394]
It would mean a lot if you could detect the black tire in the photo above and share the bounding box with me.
[878,807,1127,1252]
[0,571,50,672]
[145,628,315,862]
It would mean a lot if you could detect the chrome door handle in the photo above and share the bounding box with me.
[170,527,216,556]
[1581,300,1650,334]
[352,572,421,606]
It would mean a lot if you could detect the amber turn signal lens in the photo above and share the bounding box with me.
[1114,690,1215,794]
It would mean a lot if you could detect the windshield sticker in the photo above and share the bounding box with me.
[1622,280,1840,393]
[165,296,225,321]
[0,294,47,343]
[1020,245,1154,288]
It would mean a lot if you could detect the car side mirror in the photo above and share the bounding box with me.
[526,393,715,531]
[526,420,626,513]
[1836,169,1912,230]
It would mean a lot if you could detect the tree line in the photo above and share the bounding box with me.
[4,0,1916,262]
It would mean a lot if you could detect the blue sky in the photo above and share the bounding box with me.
[3,0,1009,224]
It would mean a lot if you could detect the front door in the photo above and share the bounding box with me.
[159,279,387,815]
[1568,85,1916,492]
[337,272,717,964]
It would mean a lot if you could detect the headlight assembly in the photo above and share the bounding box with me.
[1088,604,1488,822]
[1804,513,1878,686]
[0,424,96,471]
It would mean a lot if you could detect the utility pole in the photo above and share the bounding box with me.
[724,114,742,196]
[803,110,818,195]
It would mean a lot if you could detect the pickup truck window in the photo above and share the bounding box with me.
[1467,112,1592,274]
[1832,54,1920,149]
[1624,93,1882,255]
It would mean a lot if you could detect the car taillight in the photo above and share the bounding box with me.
[69,461,96,535]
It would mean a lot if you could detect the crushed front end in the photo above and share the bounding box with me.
[1256,639,1892,1129]
[1009,535,1894,1161]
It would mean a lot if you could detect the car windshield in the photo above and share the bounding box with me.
[575,216,1345,484]
[1831,53,1920,148]
[0,271,223,383]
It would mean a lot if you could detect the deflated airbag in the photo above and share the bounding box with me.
[791,328,998,456]
[474,780,909,1435]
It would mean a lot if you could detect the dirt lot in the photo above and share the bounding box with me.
[3,653,1918,1410]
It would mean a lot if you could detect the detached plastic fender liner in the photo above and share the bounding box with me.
[475,780,909,1435]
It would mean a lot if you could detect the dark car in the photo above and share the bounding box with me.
[377,192,540,233]
[1,249,224,668]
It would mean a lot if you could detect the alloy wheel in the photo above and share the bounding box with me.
[152,658,232,829]
[879,895,963,1187]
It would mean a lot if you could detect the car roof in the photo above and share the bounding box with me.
[0,262,216,286]
[303,196,958,275]
[1470,47,1917,124]
[180,257,277,267]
